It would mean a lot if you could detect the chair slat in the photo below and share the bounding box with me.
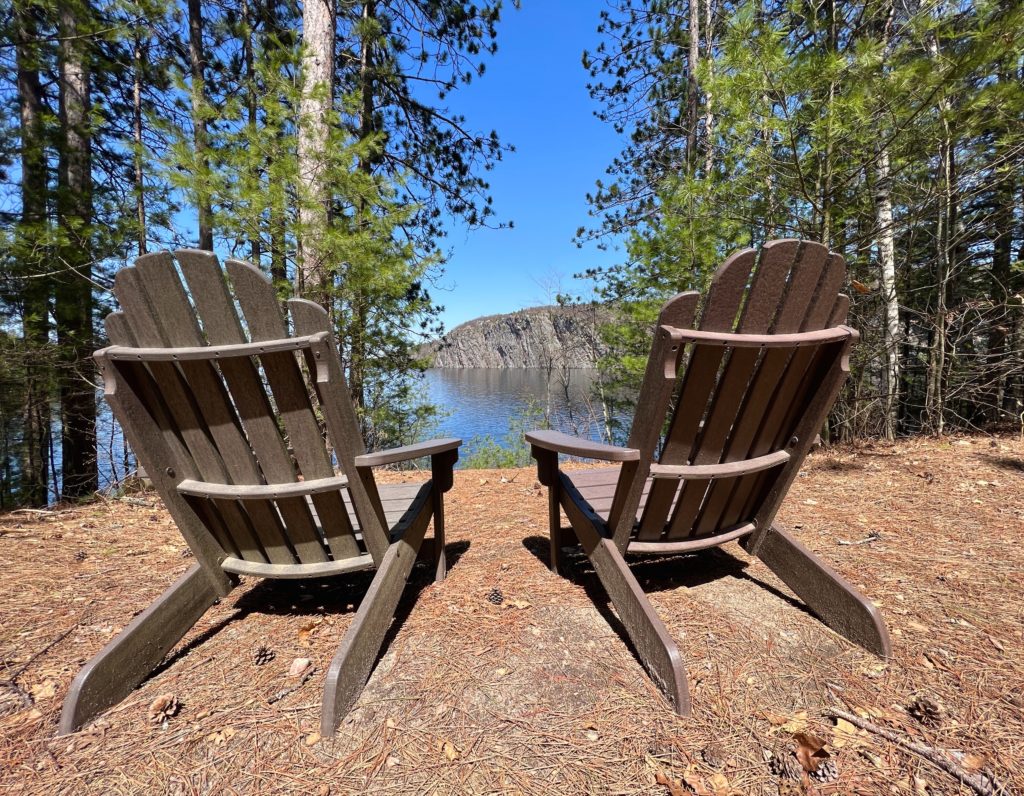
[720,250,847,528]
[226,260,355,563]
[176,250,332,564]
[289,298,386,563]
[133,253,295,565]
[636,248,755,540]
[113,267,268,563]
[692,243,835,532]
[688,242,831,537]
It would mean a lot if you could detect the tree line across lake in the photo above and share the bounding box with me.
[1,1,1022,507]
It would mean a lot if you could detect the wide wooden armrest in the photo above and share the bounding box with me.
[354,437,462,468]
[526,429,640,462]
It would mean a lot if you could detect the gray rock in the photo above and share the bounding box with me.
[423,305,609,368]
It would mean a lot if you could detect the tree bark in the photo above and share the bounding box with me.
[297,0,335,305]
[14,0,51,506]
[348,0,377,411]
[702,0,714,179]
[133,33,147,257]
[56,3,98,498]
[242,0,261,265]
[874,146,900,440]
[187,0,214,250]
[686,0,700,172]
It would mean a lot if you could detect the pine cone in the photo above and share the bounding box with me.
[74,550,87,562]
[765,746,804,781]
[486,587,504,606]
[907,694,945,726]
[809,757,839,783]
[148,693,179,723]
[253,645,275,666]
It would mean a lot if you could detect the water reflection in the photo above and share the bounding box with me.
[420,368,614,452]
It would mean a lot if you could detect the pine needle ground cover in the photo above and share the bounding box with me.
[1,436,1021,795]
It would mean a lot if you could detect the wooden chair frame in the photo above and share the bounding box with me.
[60,250,459,737]
[528,240,891,715]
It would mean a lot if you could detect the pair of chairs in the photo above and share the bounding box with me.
[60,242,890,738]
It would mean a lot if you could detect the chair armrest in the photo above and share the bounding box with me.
[354,438,462,468]
[526,430,640,462]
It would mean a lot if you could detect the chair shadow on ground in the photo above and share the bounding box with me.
[153,540,471,679]
[974,452,1024,473]
[521,534,810,663]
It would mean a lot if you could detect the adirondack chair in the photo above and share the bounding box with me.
[527,240,891,715]
[60,250,459,737]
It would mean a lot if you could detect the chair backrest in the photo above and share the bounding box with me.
[607,240,855,550]
[96,250,389,576]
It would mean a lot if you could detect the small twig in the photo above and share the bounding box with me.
[837,534,880,546]
[6,622,81,683]
[823,707,999,796]
[266,667,315,704]
[116,497,155,507]
[10,508,57,515]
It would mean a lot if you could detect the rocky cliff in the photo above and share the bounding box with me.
[425,305,608,368]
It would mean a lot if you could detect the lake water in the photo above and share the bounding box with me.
[419,368,617,458]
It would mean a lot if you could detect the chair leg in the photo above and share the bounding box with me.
[432,487,447,583]
[59,564,223,735]
[746,524,892,657]
[548,486,564,575]
[321,513,428,737]
[579,526,691,715]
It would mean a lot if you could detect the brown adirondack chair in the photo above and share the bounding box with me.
[527,239,891,715]
[60,250,459,737]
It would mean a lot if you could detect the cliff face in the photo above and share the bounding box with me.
[425,305,607,368]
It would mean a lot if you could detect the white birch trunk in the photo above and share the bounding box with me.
[875,146,900,439]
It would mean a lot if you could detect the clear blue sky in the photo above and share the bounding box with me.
[432,2,627,330]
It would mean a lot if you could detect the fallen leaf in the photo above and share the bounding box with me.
[792,732,830,773]
[305,732,321,746]
[440,740,459,761]
[707,771,730,794]
[30,681,57,700]
[207,727,236,745]
[655,769,688,796]
[504,598,532,610]
[831,717,862,749]
[289,657,313,677]
[297,618,323,645]
[680,763,712,796]
[779,711,809,734]
[989,636,1004,652]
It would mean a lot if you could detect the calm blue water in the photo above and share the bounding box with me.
[419,368,616,452]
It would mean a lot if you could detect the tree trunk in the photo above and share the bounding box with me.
[56,4,98,498]
[243,0,261,265]
[187,0,214,250]
[702,0,714,179]
[297,0,335,305]
[986,65,1015,425]
[686,0,700,172]
[14,0,51,507]
[133,33,147,257]
[874,146,900,440]
[348,0,377,411]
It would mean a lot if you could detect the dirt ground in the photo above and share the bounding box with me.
[1,435,1021,795]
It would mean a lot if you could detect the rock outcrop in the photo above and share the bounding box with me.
[424,305,607,368]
